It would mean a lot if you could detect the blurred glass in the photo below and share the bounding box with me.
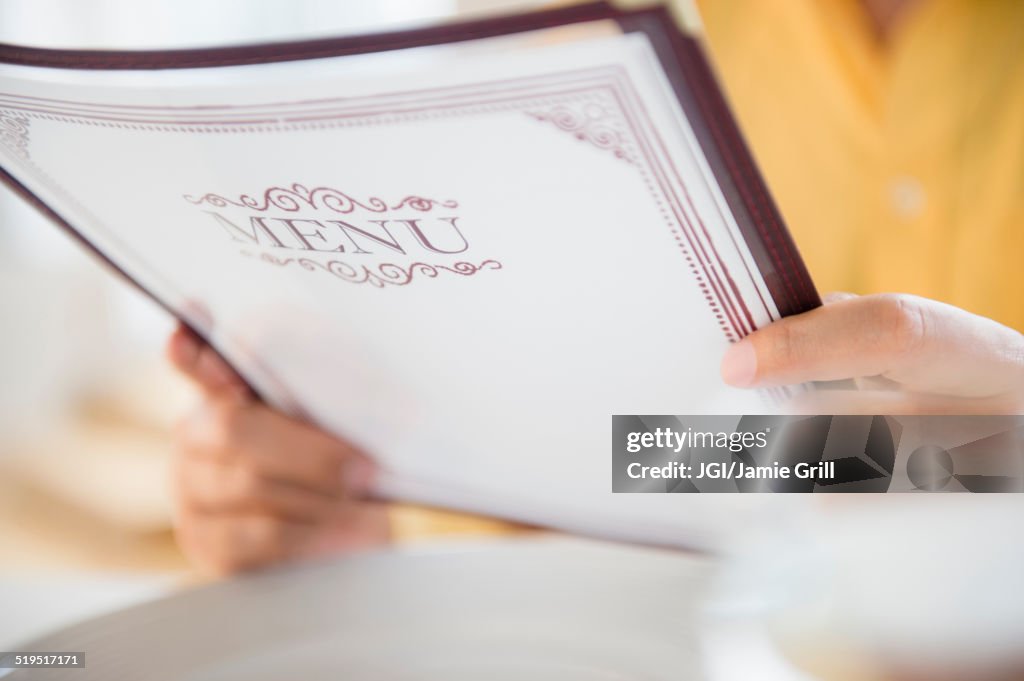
[706,498,1024,681]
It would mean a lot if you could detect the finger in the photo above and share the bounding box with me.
[176,457,340,522]
[721,294,1024,397]
[306,502,392,555]
[180,398,376,496]
[167,324,250,399]
[175,509,313,575]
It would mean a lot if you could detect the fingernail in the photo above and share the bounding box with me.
[343,457,376,495]
[721,340,757,387]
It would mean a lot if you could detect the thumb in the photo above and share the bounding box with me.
[720,294,1024,399]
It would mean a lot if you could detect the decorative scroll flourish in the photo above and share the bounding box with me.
[184,183,458,213]
[526,101,634,164]
[0,111,30,160]
[243,252,502,287]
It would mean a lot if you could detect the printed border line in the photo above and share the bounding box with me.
[605,71,760,335]
[0,67,631,118]
[0,69,763,344]
[0,84,748,343]
[1,65,769,335]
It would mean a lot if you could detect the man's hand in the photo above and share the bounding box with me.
[166,325,389,575]
[721,293,1024,413]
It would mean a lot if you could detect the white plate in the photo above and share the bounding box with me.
[7,538,711,680]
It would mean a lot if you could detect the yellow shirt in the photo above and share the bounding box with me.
[688,0,1024,331]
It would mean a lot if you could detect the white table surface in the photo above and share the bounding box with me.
[0,572,179,649]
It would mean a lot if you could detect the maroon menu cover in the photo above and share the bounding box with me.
[0,2,819,547]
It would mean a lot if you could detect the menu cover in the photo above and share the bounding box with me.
[0,2,818,548]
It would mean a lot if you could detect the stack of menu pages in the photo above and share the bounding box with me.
[0,2,819,549]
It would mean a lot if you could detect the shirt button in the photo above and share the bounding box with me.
[888,176,926,220]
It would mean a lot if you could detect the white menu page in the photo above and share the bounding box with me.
[0,19,796,548]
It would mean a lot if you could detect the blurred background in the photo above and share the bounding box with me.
[4,3,1024,680]
[0,0,543,647]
